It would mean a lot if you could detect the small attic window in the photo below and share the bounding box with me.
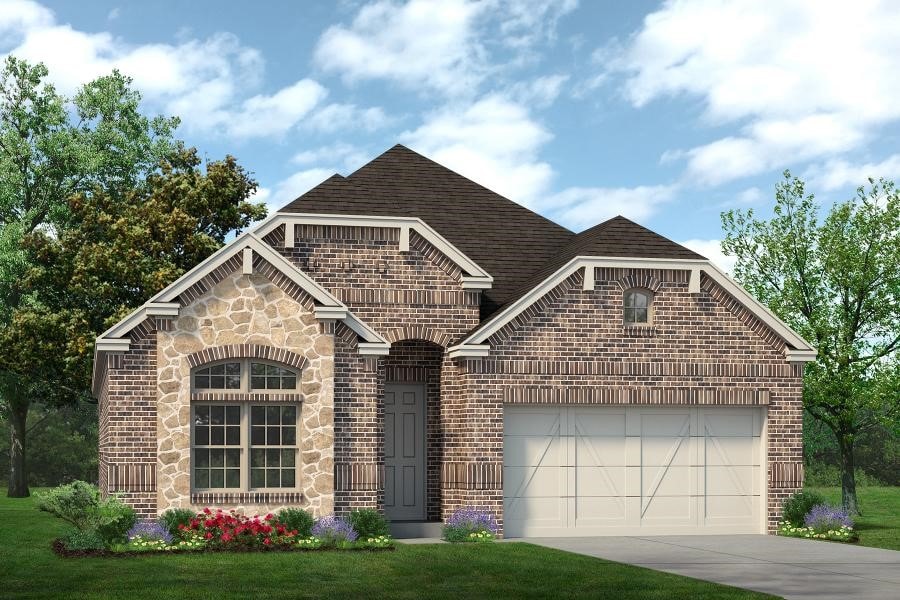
[623,289,652,324]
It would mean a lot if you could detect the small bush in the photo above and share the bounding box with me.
[311,515,358,546]
[804,504,853,533]
[94,495,136,545]
[782,490,826,526]
[159,508,197,538]
[35,481,99,530]
[442,507,497,542]
[62,529,107,551]
[348,509,389,538]
[276,508,315,538]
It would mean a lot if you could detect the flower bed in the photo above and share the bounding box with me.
[777,497,858,543]
[442,507,498,542]
[49,506,395,557]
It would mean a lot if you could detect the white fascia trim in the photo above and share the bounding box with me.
[259,213,493,286]
[786,349,818,363]
[357,342,391,356]
[343,313,390,345]
[461,256,816,358]
[446,344,491,359]
[95,339,131,352]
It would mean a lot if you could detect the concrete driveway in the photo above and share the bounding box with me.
[525,535,900,599]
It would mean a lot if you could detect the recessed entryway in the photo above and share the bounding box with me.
[503,405,766,537]
[384,383,426,521]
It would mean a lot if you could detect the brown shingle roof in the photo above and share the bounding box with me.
[279,144,704,319]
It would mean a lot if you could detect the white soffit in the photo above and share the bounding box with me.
[259,213,493,286]
[459,256,816,362]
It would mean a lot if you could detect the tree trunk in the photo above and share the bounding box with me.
[837,431,859,515]
[7,401,30,497]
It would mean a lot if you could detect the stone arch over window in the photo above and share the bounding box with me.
[185,344,308,371]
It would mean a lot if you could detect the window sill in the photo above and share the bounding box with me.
[622,325,656,337]
[191,491,304,505]
[191,392,304,403]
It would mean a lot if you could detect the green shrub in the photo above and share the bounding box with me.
[348,509,389,538]
[781,490,826,526]
[804,462,887,487]
[62,529,107,551]
[93,496,135,544]
[276,508,315,537]
[159,508,197,537]
[35,480,100,530]
[36,480,135,545]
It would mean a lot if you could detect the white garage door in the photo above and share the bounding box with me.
[503,406,765,537]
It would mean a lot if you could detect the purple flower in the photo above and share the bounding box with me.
[128,521,174,544]
[804,504,853,532]
[446,507,498,534]
[311,515,358,543]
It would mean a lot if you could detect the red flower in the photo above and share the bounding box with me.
[221,533,232,543]
[203,507,212,515]
[265,513,274,521]
[205,532,213,540]
[263,537,271,546]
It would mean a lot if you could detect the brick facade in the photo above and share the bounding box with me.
[97,222,805,534]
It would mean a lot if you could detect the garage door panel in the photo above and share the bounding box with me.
[704,495,759,521]
[705,436,758,466]
[570,410,626,436]
[704,466,761,495]
[503,466,566,498]
[574,495,628,526]
[640,412,691,436]
[504,409,562,436]
[575,465,627,496]
[504,435,566,467]
[642,465,698,497]
[505,496,567,530]
[641,495,695,523]
[576,436,627,466]
[702,411,758,437]
[641,435,696,466]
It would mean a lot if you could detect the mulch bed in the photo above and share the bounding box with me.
[51,539,395,558]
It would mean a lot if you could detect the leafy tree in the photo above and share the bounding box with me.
[5,145,264,497]
[722,173,900,514]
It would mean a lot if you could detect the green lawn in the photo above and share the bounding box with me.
[0,495,775,600]
[807,486,900,551]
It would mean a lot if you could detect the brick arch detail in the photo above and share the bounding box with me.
[382,326,451,348]
[186,344,308,371]
[615,273,663,293]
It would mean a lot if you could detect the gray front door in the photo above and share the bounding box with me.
[384,383,426,521]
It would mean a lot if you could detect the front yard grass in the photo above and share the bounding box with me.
[807,486,900,551]
[0,494,775,599]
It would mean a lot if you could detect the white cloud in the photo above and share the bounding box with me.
[266,168,336,211]
[401,92,675,229]
[609,0,900,184]
[304,103,391,133]
[550,185,677,230]
[314,0,577,96]
[679,238,736,273]
[314,0,488,95]
[508,74,569,108]
[291,142,371,172]
[107,7,120,21]
[0,0,327,138]
[400,94,554,205]
[807,154,900,191]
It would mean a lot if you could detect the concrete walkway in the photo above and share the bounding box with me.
[524,535,900,600]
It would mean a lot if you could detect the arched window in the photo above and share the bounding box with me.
[192,360,298,393]
[191,359,300,492]
[623,289,652,324]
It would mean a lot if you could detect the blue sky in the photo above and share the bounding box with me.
[4,0,900,270]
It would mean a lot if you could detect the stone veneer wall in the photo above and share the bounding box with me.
[155,269,335,516]
[443,268,804,535]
